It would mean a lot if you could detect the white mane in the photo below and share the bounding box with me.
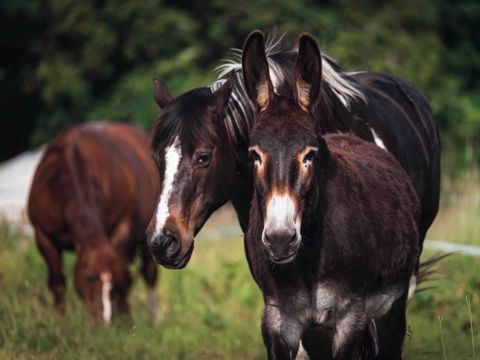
[214,32,366,108]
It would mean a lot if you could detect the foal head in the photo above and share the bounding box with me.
[74,243,131,324]
[147,75,236,268]
[244,31,326,264]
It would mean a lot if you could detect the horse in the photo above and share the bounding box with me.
[147,31,439,299]
[28,123,160,324]
[244,31,420,360]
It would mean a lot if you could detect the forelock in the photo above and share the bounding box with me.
[151,88,218,151]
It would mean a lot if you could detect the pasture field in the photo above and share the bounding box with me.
[0,172,479,359]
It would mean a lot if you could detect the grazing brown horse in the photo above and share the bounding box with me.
[243,32,420,359]
[28,123,160,323]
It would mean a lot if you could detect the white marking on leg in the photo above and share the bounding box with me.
[148,288,160,323]
[262,193,301,245]
[370,128,387,151]
[100,271,112,324]
[154,136,182,235]
[407,275,417,302]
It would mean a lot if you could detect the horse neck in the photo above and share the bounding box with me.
[62,144,110,249]
[68,206,110,250]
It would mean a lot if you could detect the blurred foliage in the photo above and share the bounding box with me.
[1,0,479,168]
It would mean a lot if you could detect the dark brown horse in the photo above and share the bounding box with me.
[244,32,420,359]
[28,123,160,323]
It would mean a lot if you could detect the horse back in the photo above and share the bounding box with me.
[320,133,421,289]
[28,123,159,247]
[351,73,439,185]
[350,72,440,239]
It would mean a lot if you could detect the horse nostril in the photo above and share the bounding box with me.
[148,234,162,253]
[288,234,299,249]
[263,233,271,246]
[164,232,181,258]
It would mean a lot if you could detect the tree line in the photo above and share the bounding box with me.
[1,0,478,168]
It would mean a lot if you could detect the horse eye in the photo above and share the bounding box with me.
[249,149,262,165]
[196,152,212,167]
[303,150,317,165]
[85,274,98,283]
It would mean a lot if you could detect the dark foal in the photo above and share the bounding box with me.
[28,123,160,323]
[244,32,420,359]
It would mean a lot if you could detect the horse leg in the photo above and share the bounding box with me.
[332,304,369,360]
[140,243,159,323]
[34,228,66,313]
[374,291,408,360]
[110,220,134,319]
[262,303,302,360]
[301,326,333,359]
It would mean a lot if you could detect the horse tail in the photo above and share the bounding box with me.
[415,253,452,290]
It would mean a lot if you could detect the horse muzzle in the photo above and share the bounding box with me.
[262,227,301,264]
[147,229,194,269]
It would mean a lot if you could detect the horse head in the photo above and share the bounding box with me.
[147,75,237,268]
[244,31,327,264]
[74,242,131,324]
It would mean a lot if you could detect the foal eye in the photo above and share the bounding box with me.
[196,152,212,167]
[249,149,262,165]
[302,149,317,165]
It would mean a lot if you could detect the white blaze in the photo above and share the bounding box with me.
[263,194,301,243]
[154,136,182,235]
[370,128,387,151]
[100,271,112,324]
[148,288,160,323]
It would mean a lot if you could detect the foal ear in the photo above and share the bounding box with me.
[294,33,322,113]
[242,30,274,111]
[153,79,173,108]
[210,71,236,115]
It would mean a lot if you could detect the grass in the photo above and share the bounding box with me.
[0,172,479,359]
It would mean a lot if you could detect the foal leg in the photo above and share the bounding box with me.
[262,304,303,360]
[375,291,408,360]
[333,306,369,360]
[34,228,66,313]
[140,243,160,323]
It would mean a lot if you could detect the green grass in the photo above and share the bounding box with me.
[0,173,479,359]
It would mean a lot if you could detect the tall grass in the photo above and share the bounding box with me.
[0,172,479,359]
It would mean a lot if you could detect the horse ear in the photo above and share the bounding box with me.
[153,79,173,108]
[242,30,273,111]
[210,71,235,115]
[294,33,322,113]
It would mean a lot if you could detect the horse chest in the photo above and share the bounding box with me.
[278,284,344,329]
[312,285,342,327]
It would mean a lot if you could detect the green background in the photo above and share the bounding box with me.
[1,0,479,171]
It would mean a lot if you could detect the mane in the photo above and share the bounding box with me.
[210,32,366,144]
[216,32,296,90]
[151,88,217,151]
